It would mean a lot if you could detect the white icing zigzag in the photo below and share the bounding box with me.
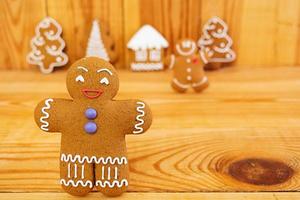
[61,154,128,165]
[172,78,190,89]
[131,62,163,71]
[40,98,53,131]
[192,76,208,87]
[133,102,145,134]
[96,179,128,188]
[60,179,93,188]
[60,179,128,189]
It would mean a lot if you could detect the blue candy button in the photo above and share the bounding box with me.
[85,108,97,119]
[84,122,97,134]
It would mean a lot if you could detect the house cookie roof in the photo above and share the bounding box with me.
[127,24,169,50]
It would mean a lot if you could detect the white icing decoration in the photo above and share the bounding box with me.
[131,62,163,71]
[81,165,85,179]
[61,155,127,189]
[95,179,128,188]
[107,167,111,180]
[97,68,113,75]
[172,78,190,89]
[74,164,77,178]
[149,49,161,61]
[173,77,208,89]
[26,17,68,74]
[45,38,66,55]
[75,75,85,83]
[77,66,88,72]
[56,57,62,62]
[199,50,208,64]
[168,54,176,69]
[133,102,145,134]
[40,98,53,131]
[175,41,196,56]
[60,179,93,188]
[67,163,71,178]
[86,20,110,61]
[114,167,118,179]
[61,154,128,165]
[198,16,236,63]
[135,49,148,62]
[127,24,168,51]
[101,166,105,180]
[191,76,208,87]
[208,51,214,57]
[100,77,109,85]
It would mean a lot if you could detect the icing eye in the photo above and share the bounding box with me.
[75,75,84,83]
[100,77,109,85]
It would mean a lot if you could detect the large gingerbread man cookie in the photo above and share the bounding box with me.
[169,39,209,93]
[34,57,152,196]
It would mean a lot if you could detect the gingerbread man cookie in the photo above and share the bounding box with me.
[169,39,209,93]
[34,57,152,196]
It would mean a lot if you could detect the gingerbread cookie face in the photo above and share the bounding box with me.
[175,39,197,56]
[34,57,152,197]
[66,58,119,100]
[198,16,236,66]
[170,39,209,93]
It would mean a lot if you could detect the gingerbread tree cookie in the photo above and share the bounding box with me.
[169,39,209,93]
[198,16,235,70]
[34,57,152,196]
[27,17,68,74]
[86,20,118,64]
[86,20,110,61]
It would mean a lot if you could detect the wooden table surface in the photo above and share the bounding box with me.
[1,66,300,199]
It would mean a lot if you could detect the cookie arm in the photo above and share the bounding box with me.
[119,100,152,135]
[34,98,66,132]
[165,54,176,69]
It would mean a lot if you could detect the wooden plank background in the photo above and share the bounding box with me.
[1,0,300,70]
[1,67,300,193]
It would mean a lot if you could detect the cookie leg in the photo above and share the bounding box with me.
[60,160,94,196]
[171,79,188,93]
[192,77,209,93]
[95,163,129,197]
[204,63,222,70]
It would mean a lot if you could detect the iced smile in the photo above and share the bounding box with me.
[81,89,103,99]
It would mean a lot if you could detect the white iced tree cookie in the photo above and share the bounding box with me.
[86,20,110,62]
[198,16,235,69]
[27,17,68,74]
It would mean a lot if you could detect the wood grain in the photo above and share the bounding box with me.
[47,0,124,69]
[1,0,300,69]
[0,192,300,200]
[0,66,300,193]
[0,0,46,70]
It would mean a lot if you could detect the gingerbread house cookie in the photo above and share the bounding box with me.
[34,57,152,196]
[198,16,236,70]
[169,39,209,93]
[127,24,169,71]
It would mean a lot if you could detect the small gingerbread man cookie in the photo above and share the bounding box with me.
[169,39,209,93]
[34,57,152,196]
